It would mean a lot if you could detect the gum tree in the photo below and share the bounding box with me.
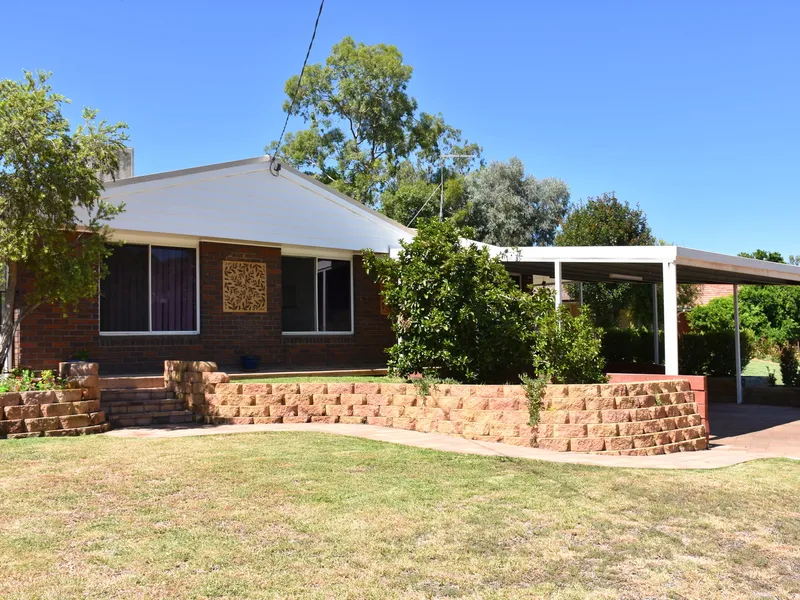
[0,71,127,369]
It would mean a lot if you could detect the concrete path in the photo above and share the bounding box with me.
[104,422,781,470]
[709,403,800,459]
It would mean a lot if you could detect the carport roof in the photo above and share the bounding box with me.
[490,245,800,286]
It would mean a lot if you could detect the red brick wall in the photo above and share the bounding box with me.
[14,243,393,374]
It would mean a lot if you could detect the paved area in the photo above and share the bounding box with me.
[710,403,800,459]
[105,422,777,470]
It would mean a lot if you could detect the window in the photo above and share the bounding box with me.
[509,272,523,291]
[281,256,352,333]
[100,244,198,334]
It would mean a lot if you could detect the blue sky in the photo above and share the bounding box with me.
[3,0,799,256]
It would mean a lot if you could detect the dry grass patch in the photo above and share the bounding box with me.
[0,432,798,599]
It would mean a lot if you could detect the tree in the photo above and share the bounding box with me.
[463,157,570,246]
[0,71,127,369]
[739,249,785,263]
[362,219,605,384]
[555,193,655,327]
[271,37,480,207]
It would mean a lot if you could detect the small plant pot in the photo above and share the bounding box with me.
[240,355,261,371]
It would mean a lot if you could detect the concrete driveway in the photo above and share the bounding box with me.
[709,403,800,459]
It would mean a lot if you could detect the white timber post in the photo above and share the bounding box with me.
[734,284,743,404]
[554,261,562,310]
[652,283,660,365]
[662,261,679,375]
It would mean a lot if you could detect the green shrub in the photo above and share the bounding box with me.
[363,219,606,384]
[779,346,799,387]
[678,330,754,377]
[602,327,662,365]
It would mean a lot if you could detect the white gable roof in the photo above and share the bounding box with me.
[99,156,413,253]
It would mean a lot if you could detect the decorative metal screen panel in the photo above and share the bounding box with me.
[222,261,267,313]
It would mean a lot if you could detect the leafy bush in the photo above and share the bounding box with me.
[0,368,65,393]
[363,219,606,384]
[779,346,799,387]
[602,327,661,365]
[678,331,754,377]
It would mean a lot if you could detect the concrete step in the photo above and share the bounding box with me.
[102,388,175,402]
[109,410,196,428]
[100,376,164,390]
[103,398,187,415]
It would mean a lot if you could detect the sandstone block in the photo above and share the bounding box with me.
[423,407,447,420]
[327,382,354,395]
[473,385,504,398]
[568,384,601,398]
[537,437,570,452]
[271,383,299,395]
[687,413,702,427]
[447,409,476,422]
[659,417,677,430]
[235,395,256,407]
[242,383,270,395]
[588,423,618,437]
[536,423,554,437]
[366,416,393,427]
[604,436,634,451]
[393,417,416,430]
[53,390,82,403]
[270,405,299,418]
[205,394,226,406]
[5,404,40,420]
[653,406,667,419]
[353,405,380,417]
[585,397,616,411]
[692,437,708,450]
[642,420,661,434]
[8,431,42,439]
[202,372,230,384]
[365,393,391,406]
[550,397,586,411]
[447,385,473,397]
[72,400,100,414]
[665,405,682,417]
[489,424,519,438]
[391,394,417,406]
[462,422,489,436]
[380,383,407,395]
[60,414,91,428]
[539,410,569,425]
[239,406,270,418]
[554,423,587,438]
[340,394,366,406]
[214,406,240,418]
[379,405,405,418]
[0,419,25,435]
[324,404,351,417]
[354,383,381,395]
[614,396,637,410]
[61,361,99,376]
[402,406,426,419]
[543,385,569,400]
[0,392,21,408]
[21,391,56,405]
[215,383,243,396]
[633,408,656,421]
[25,417,61,432]
[473,409,503,423]
[644,445,666,456]
[601,409,631,423]
[679,403,697,416]
[571,437,605,453]
[569,410,601,425]
[434,396,461,410]
[248,416,279,424]
[599,383,628,397]
[298,404,326,417]
[674,416,690,428]
[518,425,536,437]
[633,434,656,449]
[414,418,435,432]
[488,397,519,411]
[254,394,284,406]
[312,393,340,406]
[280,415,308,423]
[635,395,657,408]
[627,383,648,396]
[89,411,106,425]
[460,397,487,411]
[40,403,73,417]
[504,437,536,447]
[502,385,527,399]
[284,394,313,406]
[654,432,672,446]
[436,420,462,435]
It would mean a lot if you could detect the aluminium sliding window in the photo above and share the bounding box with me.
[281,256,352,333]
[100,244,198,334]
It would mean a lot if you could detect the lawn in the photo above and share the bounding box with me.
[743,358,784,385]
[0,434,798,599]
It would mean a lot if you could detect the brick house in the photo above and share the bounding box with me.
[13,156,411,374]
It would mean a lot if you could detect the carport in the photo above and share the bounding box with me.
[490,245,800,405]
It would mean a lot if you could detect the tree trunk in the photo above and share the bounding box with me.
[0,262,18,372]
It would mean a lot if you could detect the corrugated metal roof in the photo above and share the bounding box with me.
[99,156,413,253]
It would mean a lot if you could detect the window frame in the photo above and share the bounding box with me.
[281,253,354,336]
[99,239,201,336]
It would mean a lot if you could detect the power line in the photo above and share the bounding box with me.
[270,0,325,174]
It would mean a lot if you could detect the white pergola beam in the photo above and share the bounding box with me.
[662,261,679,375]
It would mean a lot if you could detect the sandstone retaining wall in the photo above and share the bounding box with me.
[0,362,108,439]
[163,361,707,455]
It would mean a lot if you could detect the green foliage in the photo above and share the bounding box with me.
[0,71,127,368]
[271,37,481,207]
[363,219,606,384]
[519,373,548,426]
[602,327,661,365]
[464,157,570,246]
[778,346,799,387]
[766,367,777,387]
[678,331,754,377]
[0,368,65,392]
[556,193,656,328]
[739,249,785,263]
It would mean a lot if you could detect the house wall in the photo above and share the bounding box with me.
[14,242,394,374]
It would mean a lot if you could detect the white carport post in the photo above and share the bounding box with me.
[662,261,679,375]
[734,284,743,404]
[554,260,562,309]
[652,284,660,365]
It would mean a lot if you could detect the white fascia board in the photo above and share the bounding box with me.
[676,247,800,284]
[502,245,677,264]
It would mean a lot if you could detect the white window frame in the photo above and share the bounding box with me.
[99,239,201,336]
[281,254,354,336]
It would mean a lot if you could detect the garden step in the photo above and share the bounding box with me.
[108,410,197,428]
[102,387,175,402]
[103,398,187,415]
